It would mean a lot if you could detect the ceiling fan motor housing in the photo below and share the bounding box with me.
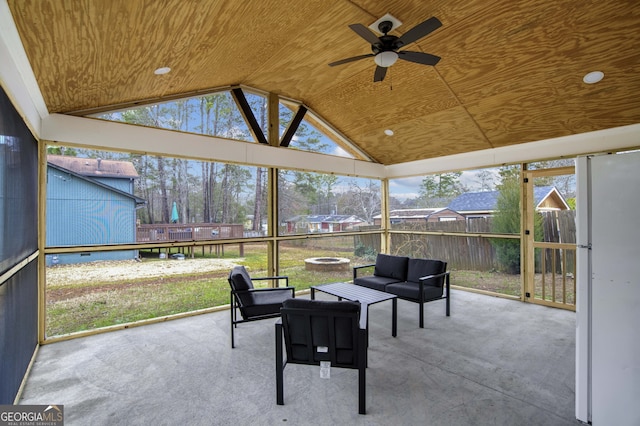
[378,20,393,34]
[371,34,401,54]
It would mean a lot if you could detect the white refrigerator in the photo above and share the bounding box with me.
[575,151,640,425]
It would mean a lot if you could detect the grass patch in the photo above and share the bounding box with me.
[46,275,231,335]
[46,242,546,336]
[452,270,521,296]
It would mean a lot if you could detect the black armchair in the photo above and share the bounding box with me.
[276,298,367,414]
[228,266,295,348]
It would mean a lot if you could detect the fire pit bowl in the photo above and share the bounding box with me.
[304,257,351,272]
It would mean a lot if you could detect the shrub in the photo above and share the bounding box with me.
[354,242,377,261]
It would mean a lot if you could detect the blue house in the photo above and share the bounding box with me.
[46,155,146,265]
[447,186,570,220]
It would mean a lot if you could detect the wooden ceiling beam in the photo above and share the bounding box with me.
[231,87,268,145]
[280,105,307,148]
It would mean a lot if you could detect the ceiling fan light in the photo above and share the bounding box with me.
[374,51,398,67]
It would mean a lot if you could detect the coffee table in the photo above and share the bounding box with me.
[310,282,397,337]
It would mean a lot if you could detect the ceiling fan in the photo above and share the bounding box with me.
[328,16,442,82]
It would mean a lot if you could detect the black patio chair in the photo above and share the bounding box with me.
[228,266,295,348]
[276,298,367,414]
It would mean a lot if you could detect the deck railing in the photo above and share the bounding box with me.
[136,223,245,242]
[532,242,576,310]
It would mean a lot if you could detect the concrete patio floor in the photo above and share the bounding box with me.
[19,290,582,425]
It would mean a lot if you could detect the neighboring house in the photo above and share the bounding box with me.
[46,155,146,265]
[284,214,365,233]
[372,208,465,225]
[447,186,570,220]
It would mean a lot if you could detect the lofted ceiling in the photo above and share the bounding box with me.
[7,0,640,165]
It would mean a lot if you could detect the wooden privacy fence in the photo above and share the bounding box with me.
[354,225,382,256]
[389,220,500,271]
[364,211,577,272]
[534,211,577,307]
[539,210,576,273]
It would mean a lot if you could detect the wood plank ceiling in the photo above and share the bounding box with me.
[8,0,640,165]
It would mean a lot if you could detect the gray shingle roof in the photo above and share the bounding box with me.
[47,163,146,205]
[447,186,557,212]
[447,191,500,212]
[48,155,139,178]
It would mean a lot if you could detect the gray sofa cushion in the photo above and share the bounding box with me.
[407,258,446,287]
[229,265,254,291]
[353,275,402,292]
[385,281,444,302]
[373,254,409,281]
[240,289,293,319]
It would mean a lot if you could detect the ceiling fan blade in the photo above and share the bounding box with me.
[396,17,442,47]
[328,53,374,67]
[349,23,381,45]
[398,51,441,66]
[373,66,387,82]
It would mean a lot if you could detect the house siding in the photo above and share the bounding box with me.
[46,166,137,265]
[93,176,134,193]
[427,209,465,222]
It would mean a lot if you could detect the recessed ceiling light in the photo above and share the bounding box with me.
[583,71,604,84]
[154,67,171,75]
[384,129,394,136]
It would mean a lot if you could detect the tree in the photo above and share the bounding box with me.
[474,169,495,192]
[156,155,170,223]
[252,167,266,231]
[419,172,464,207]
[491,166,543,273]
[491,173,521,273]
[169,158,191,224]
[253,96,268,232]
[287,171,338,214]
[388,195,404,210]
[526,159,576,199]
[399,197,420,209]
[337,179,381,224]
[278,174,309,225]
[47,146,78,156]
[214,164,252,224]
[132,154,157,224]
[279,107,330,154]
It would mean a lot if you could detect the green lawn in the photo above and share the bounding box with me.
[45,243,526,336]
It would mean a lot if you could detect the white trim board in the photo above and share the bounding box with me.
[385,123,640,178]
[43,114,640,180]
[41,114,385,178]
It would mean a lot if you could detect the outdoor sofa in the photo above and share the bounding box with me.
[353,254,450,328]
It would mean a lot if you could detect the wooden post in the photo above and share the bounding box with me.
[268,92,280,147]
[38,140,47,343]
[268,168,279,278]
[381,179,390,254]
